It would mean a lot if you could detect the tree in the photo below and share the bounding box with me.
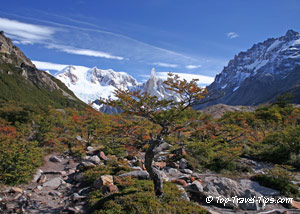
[101,73,209,198]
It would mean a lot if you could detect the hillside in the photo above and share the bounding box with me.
[0,31,86,109]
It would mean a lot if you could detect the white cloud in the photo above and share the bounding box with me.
[152,62,179,68]
[185,65,202,69]
[46,44,124,60]
[226,32,239,39]
[32,60,69,71]
[0,17,55,43]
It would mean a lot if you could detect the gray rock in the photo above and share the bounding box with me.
[49,191,63,197]
[49,155,62,163]
[76,135,83,141]
[186,180,204,193]
[43,177,64,189]
[119,171,150,180]
[179,158,188,169]
[239,179,280,196]
[32,169,43,183]
[203,177,265,210]
[131,166,143,171]
[77,161,96,170]
[181,169,193,174]
[72,193,86,201]
[176,185,190,201]
[89,155,101,165]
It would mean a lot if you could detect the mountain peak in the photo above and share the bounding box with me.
[285,29,299,38]
[198,30,300,108]
[0,31,34,67]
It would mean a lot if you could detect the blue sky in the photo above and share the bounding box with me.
[0,0,299,83]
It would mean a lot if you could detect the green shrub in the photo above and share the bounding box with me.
[89,178,208,214]
[83,158,132,186]
[0,139,43,185]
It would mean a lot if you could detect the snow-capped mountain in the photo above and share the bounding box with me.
[196,29,300,109]
[54,66,178,112]
[137,68,182,102]
[55,65,138,106]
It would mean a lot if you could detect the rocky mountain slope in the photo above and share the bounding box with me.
[195,30,300,109]
[0,31,86,109]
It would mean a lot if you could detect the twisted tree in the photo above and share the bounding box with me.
[101,73,209,198]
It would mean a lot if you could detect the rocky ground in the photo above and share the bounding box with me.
[1,143,300,214]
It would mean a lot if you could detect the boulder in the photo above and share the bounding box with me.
[49,155,61,163]
[77,161,96,170]
[202,177,265,210]
[119,171,150,180]
[32,169,43,183]
[154,162,166,169]
[90,155,101,165]
[239,179,280,196]
[186,180,204,193]
[179,158,188,169]
[93,175,114,189]
[181,169,193,174]
[43,177,64,189]
[99,151,108,160]
[102,184,119,194]
[10,187,23,193]
[176,185,190,201]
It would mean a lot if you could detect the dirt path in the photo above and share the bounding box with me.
[0,153,88,214]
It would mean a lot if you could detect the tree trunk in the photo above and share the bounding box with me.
[145,139,164,198]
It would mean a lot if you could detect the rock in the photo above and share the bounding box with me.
[167,162,179,169]
[191,172,202,179]
[43,177,64,189]
[154,162,166,169]
[93,175,114,189]
[186,180,204,193]
[86,146,94,154]
[159,170,169,182]
[180,169,193,174]
[178,174,191,182]
[239,179,280,196]
[155,142,171,152]
[49,191,63,197]
[99,151,108,160]
[203,177,265,210]
[49,155,62,163]
[68,159,75,165]
[291,200,300,209]
[77,161,96,170]
[90,155,101,165]
[32,169,43,182]
[11,187,23,193]
[76,135,83,141]
[179,158,188,169]
[72,193,86,201]
[171,179,188,187]
[176,185,190,201]
[102,184,119,194]
[38,175,47,183]
[156,155,167,162]
[72,173,84,182]
[119,171,150,180]
[131,166,143,171]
